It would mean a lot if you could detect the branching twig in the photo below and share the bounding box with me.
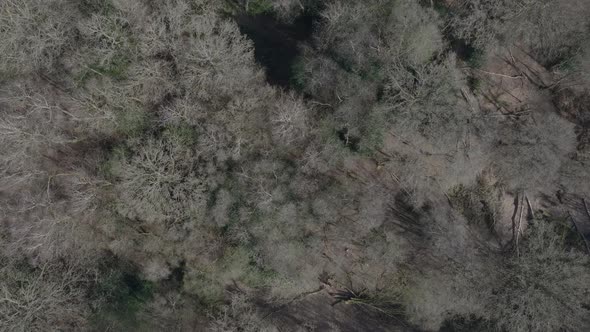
[568,211,590,254]
[472,68,523,80]
[516,193,524,257]
[261,287,324,319]
[525,194,535,220]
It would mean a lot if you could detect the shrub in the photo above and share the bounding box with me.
[247,0,273,15]
[183,246,274,305]
[440,314,495,332]
[77,0,115,16]
[448,171,504,229]
[209,293,272,332]
[91,269,154,330]
[114,102,152,137]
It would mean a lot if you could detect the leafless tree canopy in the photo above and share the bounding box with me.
[1,0,589,330]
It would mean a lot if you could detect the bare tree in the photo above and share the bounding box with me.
[209,293,273,332]
[448,0,590,65]
[486,219,590,332]
[110,133,208,225]
[0,257,91,331]
[0,0,76,75]
[270,91,310,147]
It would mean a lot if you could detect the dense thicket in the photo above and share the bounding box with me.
[1,0,589,331]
